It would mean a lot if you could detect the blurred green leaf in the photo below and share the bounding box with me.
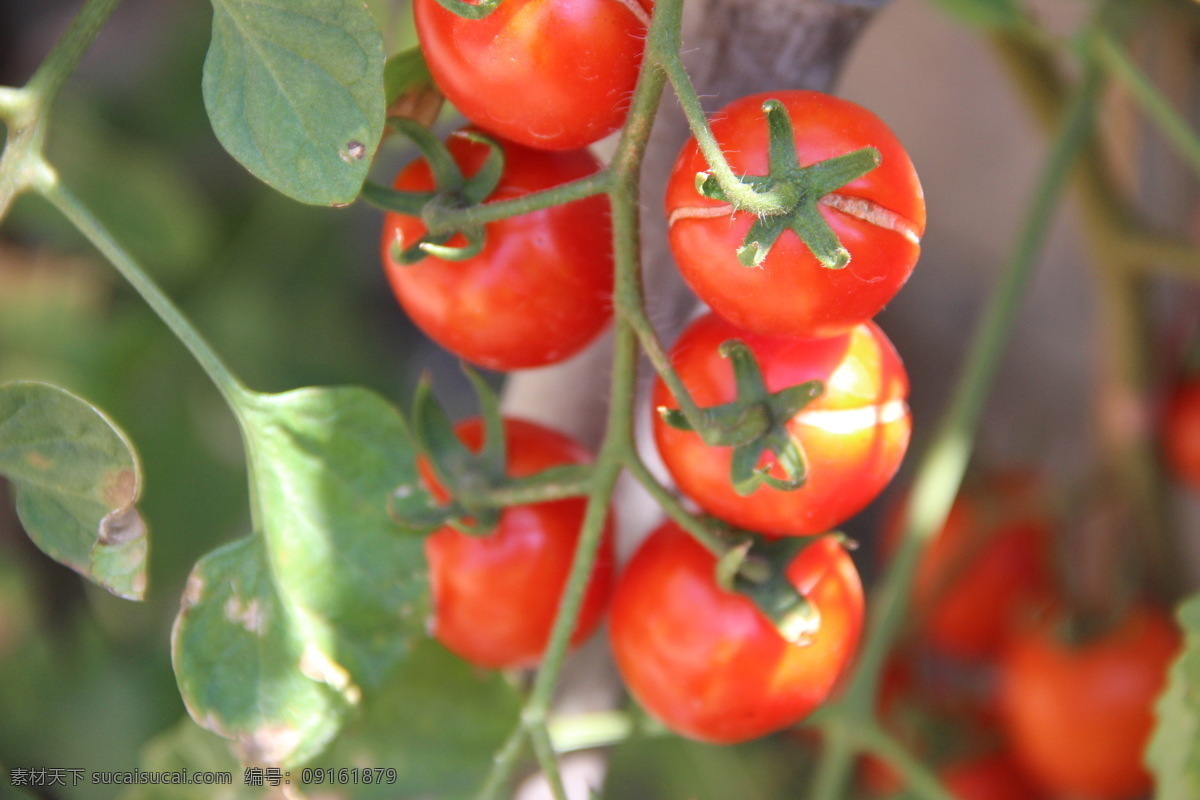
[0,381,148,600]
[203,0,386,205]
[604,734,815,800]
[172,535,349,769]
[1148,593,1200,799]
[321,640,522,798]
[922,0,1023,30]
[122,718,255,800]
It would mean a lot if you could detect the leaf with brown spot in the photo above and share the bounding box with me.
[0,381,148,600]
[172,535,348,768]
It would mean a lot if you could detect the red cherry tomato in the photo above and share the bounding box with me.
[998,604,1180,800]
[940,751,1048,800]
[862,750,1047,800]
[414,0,651,150]
[665,90,926,339]
[1162,378,1200,489]
[609,522,864,743]
[381,131,613,370]
[423,417,614,669]
[882,474,1053,660]
[652,313,911,536]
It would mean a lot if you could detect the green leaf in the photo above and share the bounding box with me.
[922,0,1024,30]
[121,718,254,800]
[0,381,148,600]
[1147,593,1200,798]
[322,639,522,799]
[240,387,430,690]
[172,536,348,769]
[203,0,386,205]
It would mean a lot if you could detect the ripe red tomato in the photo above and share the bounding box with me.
[1162,378,1200,489]
[414,0,651,150]
[609,521,864,743]
[652,312,911,536]
[423,417,614,669]
[862,750,1047,800]
[381,130,613,371]
[940,752,1048,800]
[881,474,1053,660]
[998,604,1180,800]
[665,90,926,339]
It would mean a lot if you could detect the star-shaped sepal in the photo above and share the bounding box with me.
[362,120,505,265]
[718,535,854,645]
[694,98,882,271]
[658,339,824,495]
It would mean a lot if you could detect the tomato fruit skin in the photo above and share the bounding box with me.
[940,752,1048,800]
[1162,378,1200,489]
[665,90,926,339]
[863,750,1048,800]
[652,313,911,536]
[381,131,613,370]
[997,605,1180,800]
[423,417,615,669]
[609,522,864,743]
[414,0,650,151]
[882,474,1053,660]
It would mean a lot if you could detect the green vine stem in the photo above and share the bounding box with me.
[991,28,1184,605]
[422,171,615,232]
[623,453,733,559]
[0,0,123,218]
[1093,32,1200,179]
[856,723,956,800]
[42,184,251,411]
[806,41,1102,800]
[642,0,790,216]
[527,721,570,800]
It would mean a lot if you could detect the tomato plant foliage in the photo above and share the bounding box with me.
[5,0,1200,796]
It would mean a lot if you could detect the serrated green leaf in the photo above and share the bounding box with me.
[172,536,348,769]
[203,0,386,205]
[923,0,1023,30]
[1148,593,1200,799]
[0,381,148,600]
[240,387,430,690]
[322,639,521,799]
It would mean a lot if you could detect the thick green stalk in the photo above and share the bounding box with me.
[807,46,1101,800]
[472,0,672,794]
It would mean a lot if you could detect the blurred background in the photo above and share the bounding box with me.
[1,0,1199,797]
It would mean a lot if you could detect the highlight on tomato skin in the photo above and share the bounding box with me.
[665,90,926,340]
[414,0,653,151]
[380,129,614,371]
[997,603,1181,800]
[652,312,911,537]
[609,522,864,744]
[880,473,1054,661]
[421,417,615,670]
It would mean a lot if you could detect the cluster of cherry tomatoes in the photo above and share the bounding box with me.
[376,0,938,749]
[865,473,1180,800]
